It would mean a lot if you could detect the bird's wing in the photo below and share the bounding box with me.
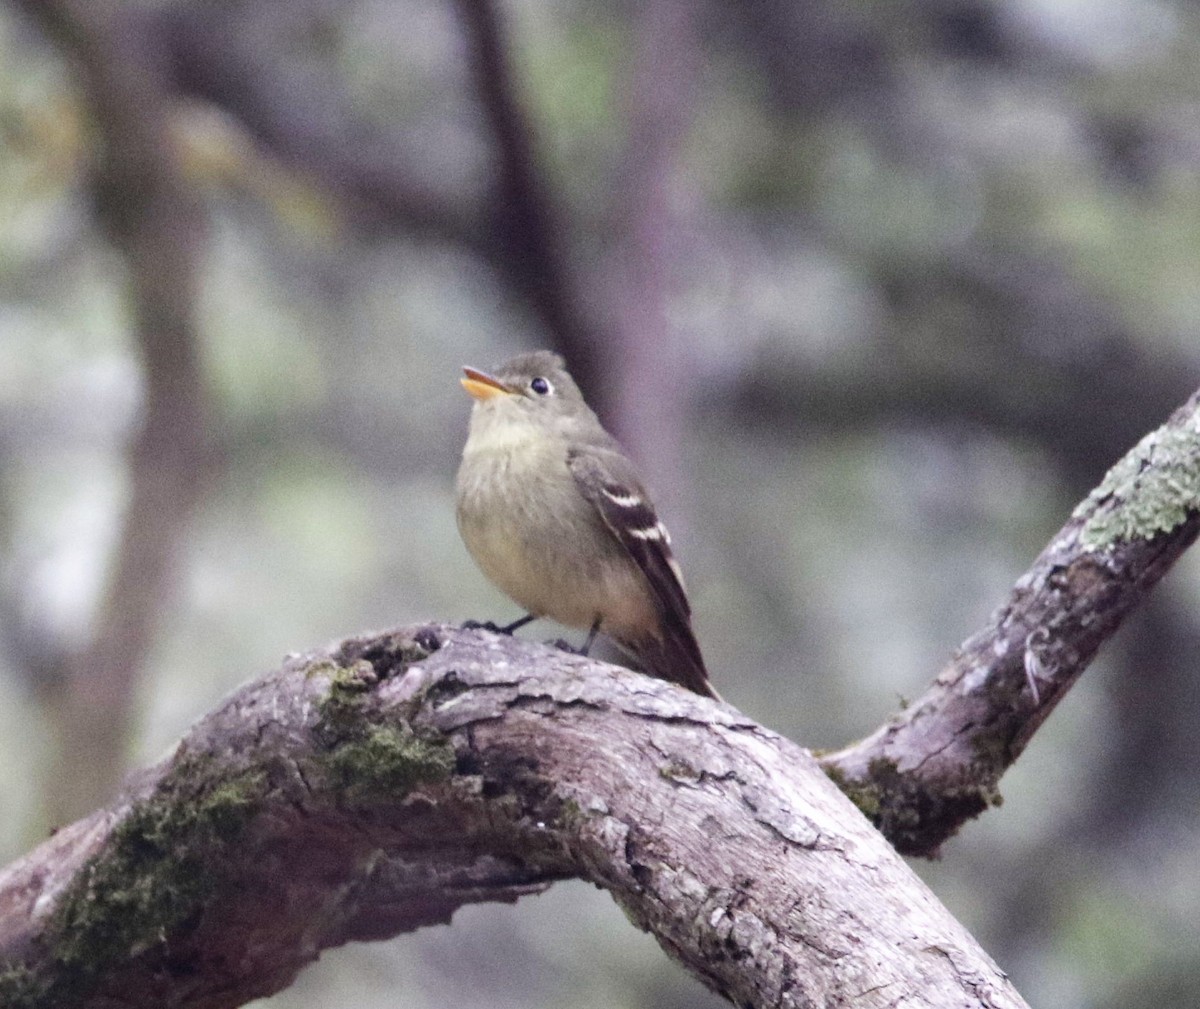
[567,447,690,618]
[567,447,716,699]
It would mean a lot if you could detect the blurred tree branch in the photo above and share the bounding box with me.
[604,0,699,516]
[152,0,1198,486]
[13,0,214,823]
[452,0,603,398]
[0,626,1026,1009]
[727,249,1198,489]
[157,1,605,393]
[156,4,482,249]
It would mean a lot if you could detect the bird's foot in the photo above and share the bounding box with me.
[549,638,581,654]
[461,614,536,636]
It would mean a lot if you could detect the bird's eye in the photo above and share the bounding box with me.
[530,377,552,396]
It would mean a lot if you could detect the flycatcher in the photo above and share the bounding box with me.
[456,350,718,699]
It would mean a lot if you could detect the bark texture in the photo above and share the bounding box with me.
[0,627,1024,1009]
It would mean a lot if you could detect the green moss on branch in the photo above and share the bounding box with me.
[309,649,455,807]
[1,758,267,1008]
[323,723,455,803]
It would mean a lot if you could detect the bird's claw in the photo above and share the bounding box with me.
[461,619,504,633]
[462,616,535,635]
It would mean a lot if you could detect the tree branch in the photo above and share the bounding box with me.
[0,627,1025,1009]
[821,386,1200,854]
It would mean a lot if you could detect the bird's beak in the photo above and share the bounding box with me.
[461,366,513,401]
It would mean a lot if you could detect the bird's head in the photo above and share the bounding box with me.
[460,351,591,435]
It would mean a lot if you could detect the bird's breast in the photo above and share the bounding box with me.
[456,436,653,632]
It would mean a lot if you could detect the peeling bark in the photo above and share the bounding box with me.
[0,627,1025,1009]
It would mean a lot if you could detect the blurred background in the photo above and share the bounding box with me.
[2,0,1199,1006]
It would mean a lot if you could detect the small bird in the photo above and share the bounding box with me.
[456,350,718,699]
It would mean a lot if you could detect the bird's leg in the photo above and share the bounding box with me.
[461,614,535,635]
[580,617,602,656]
[553,617,603,656]
[501,614,536,635]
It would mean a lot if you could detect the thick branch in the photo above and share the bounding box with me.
[0,627,1025,1009]
[821,386,1200,854]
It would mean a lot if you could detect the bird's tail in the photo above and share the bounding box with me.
[628,620,722,702]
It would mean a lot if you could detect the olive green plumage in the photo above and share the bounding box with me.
[456,351,717,699]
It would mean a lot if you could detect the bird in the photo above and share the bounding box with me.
[455,350,718,699]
